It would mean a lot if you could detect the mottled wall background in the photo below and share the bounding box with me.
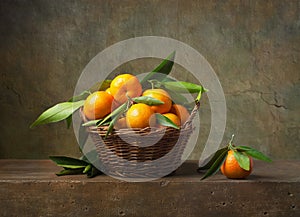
[0,0,299,159]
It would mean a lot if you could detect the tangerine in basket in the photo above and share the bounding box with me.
[163,113,181,127]
[114,117,127,130]
[105,87,112,95]
[83,91,113,120]
[142,89,172,114]
[220,150,253,179]
[110,74,142,104]
[126,103,156,129]
[170,104,190,125]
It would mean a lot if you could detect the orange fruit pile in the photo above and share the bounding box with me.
[83,73,191,130]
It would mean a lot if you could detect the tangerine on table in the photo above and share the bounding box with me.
[220,150,253,179]
[163,113,181,127]
[142,89,172,114]
[126,103,156,129]
[110,74,142,104]
[170,104,190,125]
[83,91,113,120]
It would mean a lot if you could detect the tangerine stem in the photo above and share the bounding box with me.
[228,134,235,150]
[148,79,161,89]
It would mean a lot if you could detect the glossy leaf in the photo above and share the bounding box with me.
[163,81,206,93]
[140,51,175,85]
[198,147,228,171]
[162,77,177,82]
[68,80,111,102]
[30,100,85,128]
[155,113,180,130]
[236,146,272,162]
[68,90,90,102]
[89,80,112,92]
[133,96,164,105]
[66,115,72,128]
[98,102,127,126]
[196,88,204,103]
[83,164,92,174]
[201,149,228,180]
[233,150,250,171]
[56,168,84,176]
[82,119,102,127]
[49,156,89,169]
[105,111,123,139]
[167,89,189,105]
[87,166,103,178]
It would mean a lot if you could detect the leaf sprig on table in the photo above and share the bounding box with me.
[198,135,272,180]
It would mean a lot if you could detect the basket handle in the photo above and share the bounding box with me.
[182,100,201,129]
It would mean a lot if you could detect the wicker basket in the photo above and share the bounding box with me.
[81,101,200,178]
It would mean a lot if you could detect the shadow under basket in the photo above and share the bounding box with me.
[81,102,200,178]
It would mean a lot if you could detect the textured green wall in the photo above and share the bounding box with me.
[0,0,299,159]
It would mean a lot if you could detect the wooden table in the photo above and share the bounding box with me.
[0,160,299,217]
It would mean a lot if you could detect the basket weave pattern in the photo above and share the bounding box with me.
[81,102,200,178]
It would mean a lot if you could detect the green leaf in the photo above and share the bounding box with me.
[150,77,188,104]
[163,81,205,93]
[155,113,180,129]
[66,115,72,128]
[233,150,250,171]
[201,149,228,180]
[30,100,85,128]
[68,80,111,102]
[56,168,84,176]
[49,156,89,169]
[82,119,102,127]
[195,87,206,103]
[98,102,127,126]
[51,155,103,178]
[105,111,123,139]
[236,146,272,162]
[87,166,103,178]
[89,80,112,93]
[198,147,228,171]
[132,96,164,105]
[167,89,189,105]
[162,77,177,82]
[140,51,175,85]
[83,164,92,174]
[68,90,90,102]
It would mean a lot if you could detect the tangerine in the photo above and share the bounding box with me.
[142,89,172,114]
[105,87,112,95]
[220,150,253,179]
[83,91,113,120]
[110,74,142,104]
[114,117,127,130]
[170,104,190,125]
[126,103,156,129]
[163,113,181,127]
